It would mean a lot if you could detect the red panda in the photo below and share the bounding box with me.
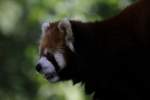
[36,0,150,100]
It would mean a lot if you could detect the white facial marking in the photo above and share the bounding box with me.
[38,56,60,82]
[66,41,74,52]
[41,22,50,35]
[54,51,66,69]
[38,56,55,73]
[44,48,48,55]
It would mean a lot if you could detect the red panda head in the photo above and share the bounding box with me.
[36,19,75,82]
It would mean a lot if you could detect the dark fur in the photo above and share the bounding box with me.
[58,0,150,100]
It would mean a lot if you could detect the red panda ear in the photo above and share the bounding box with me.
[58,19,74,51]
[58,18,71,33]
[41,22,50,35]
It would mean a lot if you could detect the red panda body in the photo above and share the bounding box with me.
[68,1,150,100]
[71,0,150,48]
[36,0,150,100]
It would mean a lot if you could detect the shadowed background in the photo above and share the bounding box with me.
[0,0,135,100]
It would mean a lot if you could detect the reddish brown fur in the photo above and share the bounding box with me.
[39,22,66,53]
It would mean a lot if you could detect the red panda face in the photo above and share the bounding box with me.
[39,22,66,53]
[36,19,74,82]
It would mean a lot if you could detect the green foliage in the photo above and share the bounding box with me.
[0,0,135,100]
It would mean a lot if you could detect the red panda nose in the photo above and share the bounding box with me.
[36,63,42,72]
